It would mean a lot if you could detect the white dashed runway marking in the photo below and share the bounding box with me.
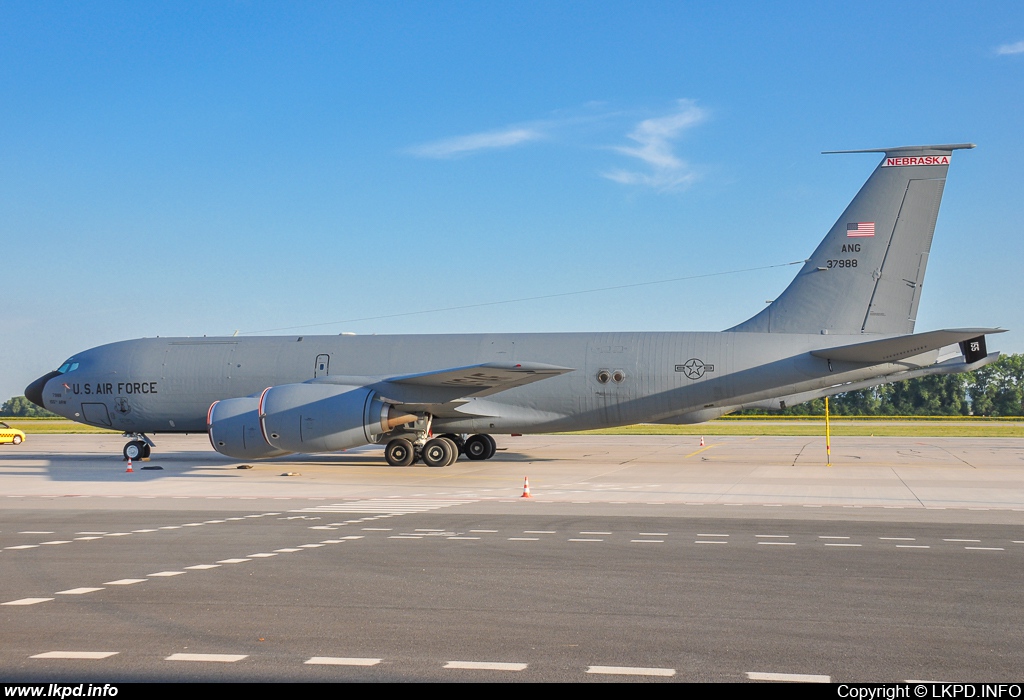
[444,661,528,671]
[747,671,830,682]
[586,665,675,677]
[148,571,185,577]
[56,587,103,595]
[31,651,118,660]
[104,579,147,585]
[2,598,53,606]
[166,653,248,663]
[295,498,474,515]
[305,657,382,666]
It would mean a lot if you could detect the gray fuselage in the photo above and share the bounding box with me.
[36,331,927,435]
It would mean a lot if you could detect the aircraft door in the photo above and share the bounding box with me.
[81,402,112,427]
[314,354,330,378]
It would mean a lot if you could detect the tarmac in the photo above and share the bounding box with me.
[2,433,1023,681]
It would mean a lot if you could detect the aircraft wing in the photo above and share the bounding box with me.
[810,328,1005,364]
[387,362,573,397]
[347,361,574,410]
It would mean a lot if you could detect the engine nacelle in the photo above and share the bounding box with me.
[208,396,293,460]
[259,382,416,454]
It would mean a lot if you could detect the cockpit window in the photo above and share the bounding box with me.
[56,361,80,374]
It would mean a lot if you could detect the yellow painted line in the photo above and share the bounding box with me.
[683,444,718,459]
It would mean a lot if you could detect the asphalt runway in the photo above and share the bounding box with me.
[2,434,1024,682]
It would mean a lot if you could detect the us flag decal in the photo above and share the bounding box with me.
[847,222,875,237]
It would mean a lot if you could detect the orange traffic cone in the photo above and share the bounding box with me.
[699,436,705,447]
[521,476,532,498]
[125,457,134,473]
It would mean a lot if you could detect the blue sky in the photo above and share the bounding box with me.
[2,1,1022,401]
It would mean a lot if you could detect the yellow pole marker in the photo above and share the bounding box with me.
[825,396,832,467]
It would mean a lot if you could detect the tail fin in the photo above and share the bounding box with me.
[729,143,974,335]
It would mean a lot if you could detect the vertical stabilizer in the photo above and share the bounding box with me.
[729,144,974,335]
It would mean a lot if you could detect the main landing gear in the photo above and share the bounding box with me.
[383,433,496,467]
[122,433,154,461]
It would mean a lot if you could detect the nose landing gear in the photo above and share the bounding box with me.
[122,433,154,461]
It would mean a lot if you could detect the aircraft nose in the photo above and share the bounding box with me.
[25,371,60,409]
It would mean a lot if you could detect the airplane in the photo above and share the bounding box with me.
[25,143,1003,466]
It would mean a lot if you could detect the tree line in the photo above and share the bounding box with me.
[738,353,1024,417]
[0,396,58,417]
[2,354,1022,418]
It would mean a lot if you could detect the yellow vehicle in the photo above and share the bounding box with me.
[0,422,26,445]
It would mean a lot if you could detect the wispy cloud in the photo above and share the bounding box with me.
[996,40,1024,55]
[601,99,707,191]
[406,101,708,193]
[408,126,545,158]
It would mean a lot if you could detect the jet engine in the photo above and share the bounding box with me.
[258,383,416,454]
[208,396,293,460]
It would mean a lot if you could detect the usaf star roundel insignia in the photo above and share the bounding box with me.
[681,358,705,379]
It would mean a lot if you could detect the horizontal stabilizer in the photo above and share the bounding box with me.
[810,328,1005,364]
[822,143,976,155]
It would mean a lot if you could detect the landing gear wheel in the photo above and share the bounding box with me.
[123,441,145,461]
[422,438,454,467]
[385,438,415,467]
[465,434,496,461]
[439,437,459,466]
[440,433,465,455]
